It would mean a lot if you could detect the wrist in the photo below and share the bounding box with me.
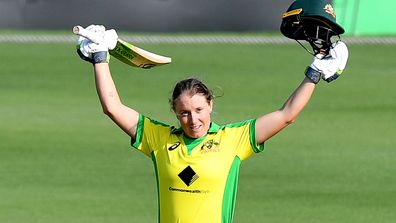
[305,66,321,84]
[92,51,110,64]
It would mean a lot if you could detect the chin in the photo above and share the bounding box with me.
[187,133,201,139]
[187,131,205,139]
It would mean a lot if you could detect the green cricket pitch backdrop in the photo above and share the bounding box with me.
[0,40,395,223]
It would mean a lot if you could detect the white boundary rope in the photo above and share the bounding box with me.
[0,34,396,44]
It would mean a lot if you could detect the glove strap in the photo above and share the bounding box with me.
[324,74,339,83]
[305,66,321,84]
[92,52,109,64]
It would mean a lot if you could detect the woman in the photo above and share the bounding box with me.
[76,25,348,223]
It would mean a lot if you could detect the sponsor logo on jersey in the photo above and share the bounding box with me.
[168,142,181,151]
[178,165,199,186]
[169,187,209,194]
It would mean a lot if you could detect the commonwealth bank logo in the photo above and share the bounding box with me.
[178,166,199,186]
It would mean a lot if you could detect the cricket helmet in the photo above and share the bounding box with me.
[280,0,345,54]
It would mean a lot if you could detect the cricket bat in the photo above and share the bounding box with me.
[73,25,171,69]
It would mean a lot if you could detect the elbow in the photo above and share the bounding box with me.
[101,105,116,118]
[285,118,296,125]
[283,112,297,125]
[100,100,124,119]
[102,108,111,116]
[279,107,299,126]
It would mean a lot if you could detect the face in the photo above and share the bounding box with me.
[174,93,213,139]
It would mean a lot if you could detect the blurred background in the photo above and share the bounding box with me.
[1,1,395,223]
[0,0,395,35]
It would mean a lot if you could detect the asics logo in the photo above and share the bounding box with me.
[168,142,181,151]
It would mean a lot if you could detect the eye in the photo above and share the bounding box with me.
[179,111,189,117]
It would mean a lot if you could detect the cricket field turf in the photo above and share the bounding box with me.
[0,40,395,223]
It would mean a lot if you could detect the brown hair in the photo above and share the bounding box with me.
[169,78,214,111]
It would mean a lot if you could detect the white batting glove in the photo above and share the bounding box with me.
[305,41,349,83]
[76,25,118,64]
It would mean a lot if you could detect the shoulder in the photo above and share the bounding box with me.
[222,119,255,128]
[216,119,256,133]
[133,114,180,151]
[210,119,256,139]
[137,114,179,137]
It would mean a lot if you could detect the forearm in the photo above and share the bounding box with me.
[255,77,315,144]
[280,77,316,123]
[93,63,139,137]
[94,63,122,114]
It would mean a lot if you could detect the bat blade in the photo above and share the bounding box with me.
[73,25,171,69]
[110,39,172,69]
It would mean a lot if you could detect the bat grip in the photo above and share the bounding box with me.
[73,25,103,44]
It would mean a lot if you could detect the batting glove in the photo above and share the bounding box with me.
[305,41,349,84]
[76,25,118,64]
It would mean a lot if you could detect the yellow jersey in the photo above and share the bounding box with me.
[132,114,264,223]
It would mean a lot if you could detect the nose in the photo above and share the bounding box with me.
[189,112,199,124]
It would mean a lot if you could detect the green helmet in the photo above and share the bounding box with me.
[280,0,345,54]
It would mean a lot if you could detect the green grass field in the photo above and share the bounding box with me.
[1,40,395,223]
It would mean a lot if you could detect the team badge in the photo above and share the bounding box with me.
[200,139,220,151]
[323,4,336,18]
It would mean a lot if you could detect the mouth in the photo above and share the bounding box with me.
[190,124,202,132]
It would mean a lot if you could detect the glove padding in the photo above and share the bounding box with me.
[76,25,118,64]
[305,41,349,83]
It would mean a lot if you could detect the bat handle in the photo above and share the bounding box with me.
[72,25,102,44]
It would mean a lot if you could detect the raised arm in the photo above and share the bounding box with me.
[255,41,349,144]
[94,63,139,138]
[75,25,139,138]
[255,77,315,144]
